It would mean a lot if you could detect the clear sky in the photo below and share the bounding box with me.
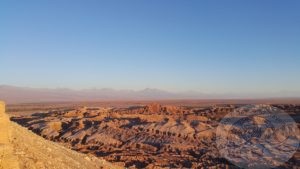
[1,0,300,95]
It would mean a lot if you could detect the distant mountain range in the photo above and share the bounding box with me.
[0,85,299,104]
[0,85,203,103]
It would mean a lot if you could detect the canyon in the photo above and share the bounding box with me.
[10,103,300,168]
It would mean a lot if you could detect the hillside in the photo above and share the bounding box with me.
[0,101,121,169]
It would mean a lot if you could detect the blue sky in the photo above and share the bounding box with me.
[1,0,300,95]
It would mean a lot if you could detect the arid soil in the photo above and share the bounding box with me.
[11,103,300,168]
[0,101,120,169]
[10,121,120,169]
[0,101,19,169]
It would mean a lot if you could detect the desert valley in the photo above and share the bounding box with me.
[2,1,300,168]
[6,101,300,169]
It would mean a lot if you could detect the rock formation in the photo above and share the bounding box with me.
[11,103,300,168]
[11,104,234,168]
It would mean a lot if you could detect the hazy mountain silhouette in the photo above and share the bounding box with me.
[0,85,299,103]
[0,85,199,103]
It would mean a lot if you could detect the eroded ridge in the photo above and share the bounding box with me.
[11,103,300,168]
[1,101,121,169]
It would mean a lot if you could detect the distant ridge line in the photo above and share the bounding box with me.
[1,85,300,104]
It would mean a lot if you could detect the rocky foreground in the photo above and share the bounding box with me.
[0,101,120,169]
[11,103,300,168]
